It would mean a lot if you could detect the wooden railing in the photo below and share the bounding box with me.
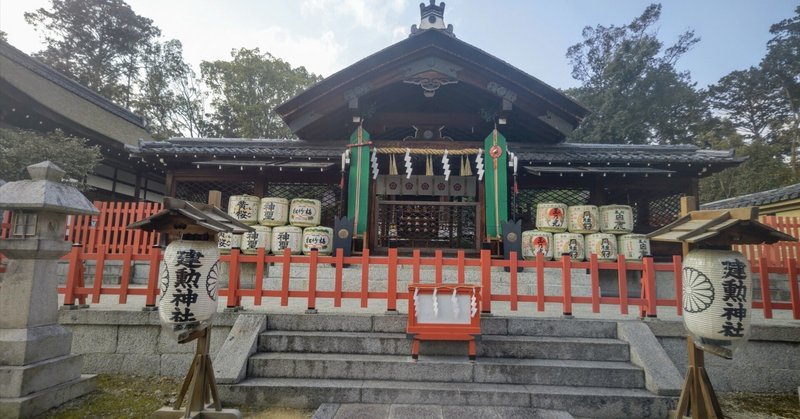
[734,216,800,267]
[57,247,800,320]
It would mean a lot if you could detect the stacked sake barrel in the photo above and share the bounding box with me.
[521,202,650,262]
[218,195,333,256]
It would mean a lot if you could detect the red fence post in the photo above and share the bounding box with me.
[307,249,318,312]
[387,248,398,313]
[334,248,343,308]
[643,256,657,318]
[617,255,628,315]
[510,251,518,311]
[457,250,465,284]
[673,255,683,316]
[63,244,83,306]
[788,258,800,320]
[91,245,106,304]
[561,254,572,316]
[480,249,491,314]
[119,245,133,304]
[759,256,773,319]
[280,248,291,306]
[590,253,600,313]
[360,248,370,308]
[536,253,545,312]
[435,250,443,284]
[254,247,265,307]
[227,248,242,309]
[144,245,162,309]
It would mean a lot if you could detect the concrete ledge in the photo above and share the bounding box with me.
[617,321,682,396]
[214,314,267,384]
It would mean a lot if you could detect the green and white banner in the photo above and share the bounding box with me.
[483,129,508,238]
[347,127,371,237]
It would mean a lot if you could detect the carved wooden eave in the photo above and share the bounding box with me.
[275,29,589,143]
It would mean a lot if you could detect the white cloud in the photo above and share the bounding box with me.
[301,0,407,35]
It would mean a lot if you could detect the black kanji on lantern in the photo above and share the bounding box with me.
[170,248,204,323]
[718,258,748,338]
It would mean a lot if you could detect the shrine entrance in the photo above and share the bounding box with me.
[374,197,479,252]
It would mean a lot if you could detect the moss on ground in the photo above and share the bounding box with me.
[719,392,800,419]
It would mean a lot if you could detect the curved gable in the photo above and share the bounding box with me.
[276,29,589,144]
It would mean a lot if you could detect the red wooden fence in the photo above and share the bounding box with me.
[1,203,799,320]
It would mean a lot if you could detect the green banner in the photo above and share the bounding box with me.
[347,127,371,237]
[484,129,508,238]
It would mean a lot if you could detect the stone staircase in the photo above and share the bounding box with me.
[217,314,676,418]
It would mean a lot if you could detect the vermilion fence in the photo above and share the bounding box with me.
[1,203,799,320]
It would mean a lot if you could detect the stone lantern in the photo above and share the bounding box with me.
[0,161,98,418]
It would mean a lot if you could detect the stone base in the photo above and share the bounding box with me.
[152,405,242,418]
[0,374,95,418]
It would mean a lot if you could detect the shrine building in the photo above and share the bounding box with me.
[128,1,744,255]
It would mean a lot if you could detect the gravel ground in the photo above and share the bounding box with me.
[35,375,799,419]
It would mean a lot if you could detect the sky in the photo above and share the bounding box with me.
[0,1,796,90]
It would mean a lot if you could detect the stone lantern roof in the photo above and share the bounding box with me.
[0,161,98,215]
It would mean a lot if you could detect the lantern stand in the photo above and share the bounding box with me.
[648,197,796,419]
[128,198,252,419]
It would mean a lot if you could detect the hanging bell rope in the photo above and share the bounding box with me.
[425,155,433,176]
[389,154,398,175]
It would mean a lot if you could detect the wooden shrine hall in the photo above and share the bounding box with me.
[127,1,744,255]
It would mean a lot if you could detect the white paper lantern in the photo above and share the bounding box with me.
[521,230,553,260]
[227,194,260,225]
[682,249,752,342]
[159,240,219,341]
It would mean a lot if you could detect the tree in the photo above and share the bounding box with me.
[200,48,322,138]
[133,39,206,139]
[565,4,707,145]
[707,67,789,143]
[0,128,101,186]
[762,5,800,173]
[25,0,160,107]
[0,30,7,42]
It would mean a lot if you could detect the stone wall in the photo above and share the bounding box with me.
[58,310,234,376]
[647,320,800,393]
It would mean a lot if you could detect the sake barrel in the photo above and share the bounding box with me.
[585,233,618,261]
[536,202,568,232]
[554,233,585,261]
[289,198,321,227]
[618,234,651,260]
[521,230,553,260]
[302,226,334,255]
[271,225,303,254]
[567,205,599,234]
[259,197,289,226]
[682,249,752,341]
[599,205,634,234]
[227,194,260,225]
[216,232,242,254]
[241,225,272,255]
[159,240,219,341]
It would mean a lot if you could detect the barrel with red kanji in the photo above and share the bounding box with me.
[536,202,568,233]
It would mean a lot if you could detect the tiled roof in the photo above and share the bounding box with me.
[129,138,745,166]
[702,183,800,210]
[0,41,147,128]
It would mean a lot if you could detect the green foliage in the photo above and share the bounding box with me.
[565,4,706,144]
[200,48,322,139]
[0,30,7,41]
[25,0,161,107]
[0,128,101,185]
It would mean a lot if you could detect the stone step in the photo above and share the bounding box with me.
[263,313,620,339]
[218,378,673,418]
[247,353,644,388]
[313,403,575,419]
[258,331,630,361]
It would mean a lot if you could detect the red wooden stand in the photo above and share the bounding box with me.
[407,284,481,360]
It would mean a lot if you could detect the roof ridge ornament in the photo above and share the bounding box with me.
[410,1,455,37]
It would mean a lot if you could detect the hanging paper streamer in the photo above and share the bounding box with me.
[451,288,460,319]
[425,155,433,176]
[371,149,379,180]
[475,149,485,181]
[470,288,478,318]
[442,149,451,181]
[404,148,413,179]
[508,151,515,168]
[389,154,398,175]
[413,287,420,320]
[432,288,439,317]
